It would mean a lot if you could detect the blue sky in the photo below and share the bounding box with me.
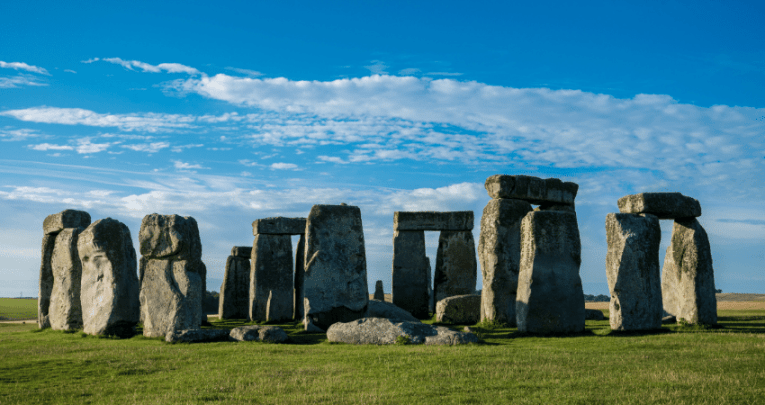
[1,1,764,297]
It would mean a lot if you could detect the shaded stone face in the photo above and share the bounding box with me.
[484,175,578,205]
[605,213,662,331]
[252,217,307,235]
[617,193,701,219]
[436,294,481,324]
[218,255,250,319]
[478,198,532,326]
[516,211,584,334]
[249,234,293,322]
[43,209,91,235]
[434,230,477,304]
[139,214,202,261]
[302,204,368,330]
[293,233,306,321]
[661,218,717,325]
[49,228,84,331]
[374,280,385,301]
[78,218,140,337]
[38,234,56,329]
[393,211,474,231]
[231,246,252,258]
[139,259,203,337]
[392,230,431,319]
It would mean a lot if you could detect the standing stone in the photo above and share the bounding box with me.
[434,230,477,304]
[250,234,293,322]
[294,233,306,320]
[516,211,584,334]
[78,218,140,337]
[662,218,717,325]
[374,280,385,301]
[392,230,430,318]
[49,228,84,331]
[302,204,369,330]
[138,213,202,261]
[605,213,662,331]
[479,198,532,326]
[427,257,434,314]
[219,246,251,319]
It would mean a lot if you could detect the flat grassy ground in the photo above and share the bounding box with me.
[0,298,37,321]
[2,309,765,404]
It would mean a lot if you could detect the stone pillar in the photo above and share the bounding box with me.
[662,218,717,325]
[78,218,140,337]
[249,234,293,322]
[434,230,477,304]
[392,230,430,318]
[219,246,251,319]
[374,280,385,301]
[605,213,662,331]
[516,211,584,334]
[303,204,368,330]
[49,228,84,331]
[478,198,532,326]
[138,214,204,337]
[294,233,306,320]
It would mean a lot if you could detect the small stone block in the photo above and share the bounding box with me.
[231,246,252,258]
[252,217,306,235]
[617,193,701,219]
[43,209,91,235]
[394,211,474,231]
[485,175,578,205]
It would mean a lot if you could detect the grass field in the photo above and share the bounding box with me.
[2,308,765,404]
[0,298,37,321]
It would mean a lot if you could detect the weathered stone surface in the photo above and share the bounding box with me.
[78,218,140,337]
[294,233,306,320]
[605,213,662,331]
[374,280,385,301]
[252,217,306,235]
[539,202,576,213]
[434,230,477,304]
[219,255,250,319]
[392,230,430,319]
[43,209,91,235]
[393,211,474,231]
[617,193,701,219]
[38,233,56,329]
[485,175,578,205]
[479,198,532,326]
[139,259,203,337]
[229,325,289,342]
[436,294,481,324]
[303,204,369,330]
[516,211,585,334]
[139,214,202,261]
[585,309,606,321]
[231,246,252,258]
[249,234,293,322]
[326,317,478,345]
[662,218,717,325]
[165,329,230,343]
[365,299,420,323]
[49,228,84,331]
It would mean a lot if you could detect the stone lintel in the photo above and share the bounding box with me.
[617,193,701,219]
[484,175,578,205]
[252,217,306,235]
[393,211,474,231]
[43,209,91,235]
[231,246,252,258]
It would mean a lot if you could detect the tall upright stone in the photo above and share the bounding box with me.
[662,218,717,325]
[605,213,662,331]
[434,230,477,304]
[478,198,532,325]
[49,228,84,331]
[219,246,251,319]
[516,211,584,334]
[303,204,369,330]
[294,233,306,320]
[250,234,293,322]
[78,218,140,337]
[138,214,204,338]
[374,280,385,301]
[392,230,430,318]
[38,209,91,329]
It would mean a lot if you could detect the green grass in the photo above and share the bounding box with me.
[0,298,37,321]
[1,309,765,404]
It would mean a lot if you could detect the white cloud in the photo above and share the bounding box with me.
[173,160,206,170]
[171,143,204,153]
[0,107,197,132]
[1,128,40,141]
[76,139,111,154]
[29,143,73,151]
[0,61,50,75]
[317,156,348,164]
[0,74,48,88]
[122,142,171,153]
[270,163,298,170]
[64,69,77,74]
[101,57,200,75]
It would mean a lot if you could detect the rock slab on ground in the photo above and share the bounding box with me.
[617,193,701,219]
[484,175,578,205]
[229,325,289,342]
[365,299,420,323]
[252,217,306,235]
[250,233,293,322]
[393,211,474,231]
[326,317,478,345]
[434,230,477,304]
[391,230,430,319]
[165,328,230,343]
[436,294,481,324]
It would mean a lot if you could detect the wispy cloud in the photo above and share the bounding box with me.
[0,74,48,88]
[90,57,200,75]
[0,61,50,75]
[122,142,171,153]
[173,160,206,170]
[29,143,73,151]
[364,60,389,75]
[1,128,41,141]
[225,67,263,77]
[0,107,198,132]
[270,162,298,170]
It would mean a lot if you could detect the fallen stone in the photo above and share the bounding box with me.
[617,193,701,219]
[219,254,250,319]
[303,317,325,332]
[303,204,369,330]
[662,218,717,325]
[434,230,477,304]
[365,299,420,323]
[252,217,306,235]
[249,233,293,322]
[38,233,56,329]
[485,175,578,205]
[605,213,663,331]
[516,211,585,334]
[165,328,230,343]
[78,218,140,337]
[662,315,677,324]
[231,246,252,258]
[585,309,605,321]
[139,259,203,338]
[436,294,481,324]
[326,317,478,345]
[392,230,430,318]
[230,325,289,343]
[294,233,306,321]
[393,211,474,231]
[374,280,385,301]
[49,228,84,331]
[138,214,202,261]
[43,209,91,235]
[478,198,532,326]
